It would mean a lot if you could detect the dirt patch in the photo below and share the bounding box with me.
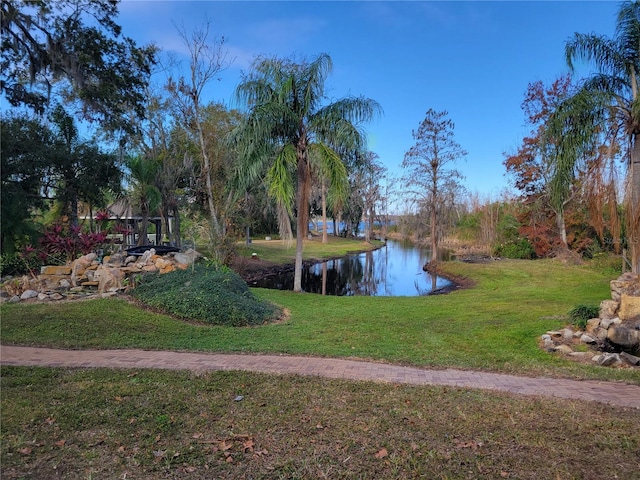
[231,256,296,284]
[422,261,475,293]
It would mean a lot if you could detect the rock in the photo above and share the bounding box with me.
[104,252,126,267]
[8,295,20,303]
[138,249,156,265]
[124,255,137,265]
[607,325,640,349]
[554,344,574,354]
[20,289,38,300]
[50,293,64,301]
[569,352,593,360]
[599,300,618,320]
[594,327,609,341]
[585,318,601,333]
[580,334,597,344]
[563,328,574,342]
[71,252,97,287]
[620,351,640,366]
[142,265,158,273]
[618,294,640,321]
[610,273,640,302]
[40,265,71,275]
[155,258,172,270]
[541,334,554,349]
[597,353,622,366]
[37,293,49,301]
[173,251,198,266]
[70,286,84,292]
[96,266,125,294]
[546,330,564,337]
[59,279,71,288]
[160,264,176,274]
[600,317,615,329]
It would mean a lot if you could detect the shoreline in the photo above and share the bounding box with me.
[233,237,476,295]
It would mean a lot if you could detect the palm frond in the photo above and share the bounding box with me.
[265,144,296,211]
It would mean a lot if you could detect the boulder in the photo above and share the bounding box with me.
[70,252,97,287]
[596,353,622,366]
[585,318,601,333]
[620,351,640,366]
[40,265,71,276]
[554,344,574,354]
[154,257,172,270]
[607,325,640,349]
[173,251,198,266]
[138,249,156,265]
[599,300,618,320]
[20,289,38,300]
[96,266,125,294]
[618,294,640,321]
[104,252,126,267]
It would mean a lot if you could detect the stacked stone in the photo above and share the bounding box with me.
[2,248,201,303]
[541,272,640,368]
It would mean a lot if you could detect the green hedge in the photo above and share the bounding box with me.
[131,264,281,326]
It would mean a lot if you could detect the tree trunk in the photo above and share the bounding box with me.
[630,133,640,273]
[557,208,568,247]
[194,108,222,258]
[430,202,437,261]
[138,199,149,246]
[321,180,328,244]
[294,159,309,292]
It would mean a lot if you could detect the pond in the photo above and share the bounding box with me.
[252,239,453,296]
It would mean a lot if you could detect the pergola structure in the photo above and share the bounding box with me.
[83,199,174,249]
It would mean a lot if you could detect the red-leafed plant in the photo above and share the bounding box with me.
[38,224,116,264]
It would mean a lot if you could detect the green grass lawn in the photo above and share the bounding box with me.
[2,254,637,384]
[2,366,639,480]
[235,234,384,265]
[3,247,640,479]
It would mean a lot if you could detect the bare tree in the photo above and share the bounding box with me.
[166,19,232,261]
[402,109,467,259]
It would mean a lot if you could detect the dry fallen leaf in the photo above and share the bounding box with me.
[375,448,388,459]
[19,447,32,455]
[54,439,66,447]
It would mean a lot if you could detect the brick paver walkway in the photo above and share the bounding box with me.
[1,345,639,408]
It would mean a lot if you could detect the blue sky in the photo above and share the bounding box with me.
[117,0,618,199]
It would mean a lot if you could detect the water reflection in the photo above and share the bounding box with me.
[253,239,452,296]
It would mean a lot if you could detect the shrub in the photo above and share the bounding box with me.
[0,249,44,276]
[568,304,600,330]
[493,238,536,259]
[131,264,281,326]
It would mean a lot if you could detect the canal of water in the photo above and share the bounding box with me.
[252,239,453,296]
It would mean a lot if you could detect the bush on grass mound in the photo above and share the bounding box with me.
[131,264,281,326]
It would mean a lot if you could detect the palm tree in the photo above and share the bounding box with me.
[560,1,640,271]
[127,155,162,246]
[233,53,381,292]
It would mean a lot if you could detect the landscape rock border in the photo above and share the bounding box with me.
[542,272,640,368]
[1,248,201,303]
